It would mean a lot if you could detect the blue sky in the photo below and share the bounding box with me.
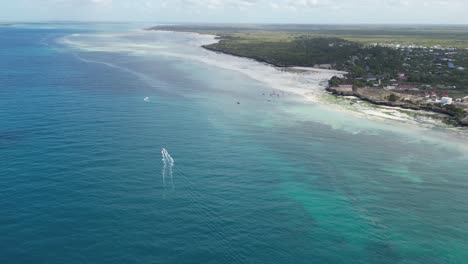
[1,0,467,24]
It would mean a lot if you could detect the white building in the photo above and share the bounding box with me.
[441,97,453,105]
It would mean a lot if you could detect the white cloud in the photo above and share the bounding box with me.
[157,0,260,9]
[51,0,112,5]
[6,0,468,23]
[34,0,466,10]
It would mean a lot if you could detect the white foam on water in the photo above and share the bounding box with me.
[61,31,344,102]
[161,148,175,189]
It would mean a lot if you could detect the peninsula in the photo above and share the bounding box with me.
[148,25,468,126]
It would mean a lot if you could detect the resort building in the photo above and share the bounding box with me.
[441,96,453,105]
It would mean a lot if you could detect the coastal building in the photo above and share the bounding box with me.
[398,72,407,80]
[441,96,453,105]
[366,73,377,82]
[448,62,455,69]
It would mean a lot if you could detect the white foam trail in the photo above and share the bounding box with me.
[161,150,166,187]
[161,148,175,189]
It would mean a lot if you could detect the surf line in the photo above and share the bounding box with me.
[161,148,175,189]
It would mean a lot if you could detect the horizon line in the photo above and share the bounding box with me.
[3,20,468,26]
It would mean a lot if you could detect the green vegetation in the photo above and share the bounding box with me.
[151,25,468,93]
[205,36,361,67]
[202,32,468,97]
[204,35,408,79]
[151,24,468,48]
[149,24,468,125]
[388,94,400,102]
[444,104,466,119]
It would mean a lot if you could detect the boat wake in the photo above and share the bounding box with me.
[158,148,248,263]
[161,148,175,189]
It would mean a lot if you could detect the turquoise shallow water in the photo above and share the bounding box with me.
[1,24,468,264]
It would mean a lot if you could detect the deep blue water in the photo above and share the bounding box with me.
[1,24,468,264]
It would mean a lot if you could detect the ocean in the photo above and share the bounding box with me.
[1,23,467,264]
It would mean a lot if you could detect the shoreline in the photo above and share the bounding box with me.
[146,28,345,74]
[326,86,468,127]
[197,33,468,127]
[202,44,345,76]
[146,28,467,127]
[203,44,289,68]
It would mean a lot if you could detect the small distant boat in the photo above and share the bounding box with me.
[144,97,150,102]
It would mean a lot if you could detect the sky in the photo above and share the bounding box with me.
[1,0,468,24]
